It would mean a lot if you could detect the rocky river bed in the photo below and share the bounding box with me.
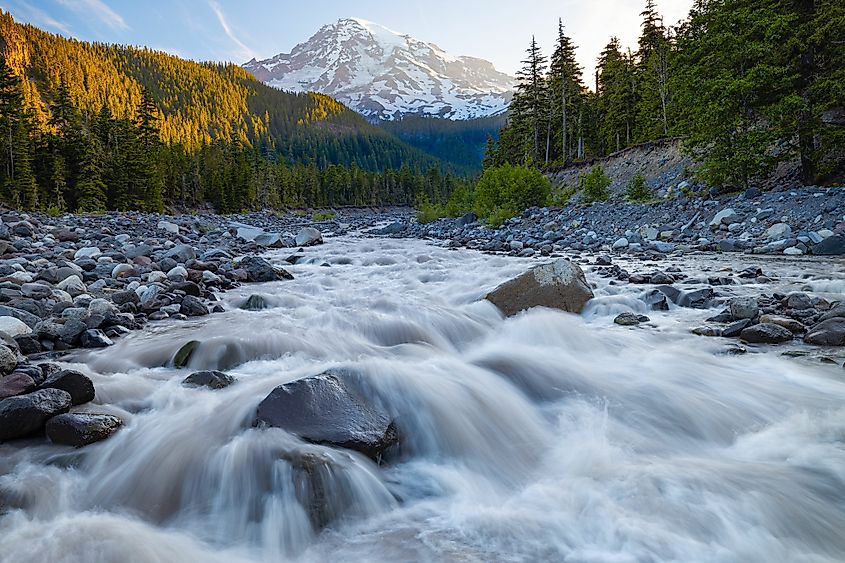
[0,193,844,561]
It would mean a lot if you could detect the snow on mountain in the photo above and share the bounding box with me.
[244,18,514,121]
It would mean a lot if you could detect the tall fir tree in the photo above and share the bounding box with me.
[513,36,549,164]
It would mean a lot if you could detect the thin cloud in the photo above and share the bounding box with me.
[209,0,257,61]
[2,1,73,34]
[56,0,128,31]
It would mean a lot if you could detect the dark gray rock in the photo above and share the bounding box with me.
[812,235,845,255]
[40,370,95,405]
[804,318,845,346]
[46,413,122,447]
[182,370,236,389]
[180,295,209,317]
[722,319,753,338]
[240,256,286,283]
[0,388,72,441]
[741,323,794,344]
[240,294,269,311]
[255,370,398,460]
[80,329,114,348]
[614,312,647,326]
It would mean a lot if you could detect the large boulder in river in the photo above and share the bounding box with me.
[255,370,398,461]
[46,413,122,447]
[0,388,72,441]
[804,318,845,346]
[295,227,323,247]
[485,259,593,317]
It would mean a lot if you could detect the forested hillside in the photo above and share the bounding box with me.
[488,0,844,191]
[0,11,461,212]
[379,115,506,172]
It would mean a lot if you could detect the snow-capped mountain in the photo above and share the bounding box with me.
[244,18,514,121]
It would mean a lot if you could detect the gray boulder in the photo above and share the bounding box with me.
[46,413,122,447]
[295,227,323,247]
[255,370,398,460]
[0,388,72,441]
[804,318,845,346]
[485,259,594,317]
[240,256,290,283]
[40,369,96,405]
[741,323,794,344]
[729,297,759,320]
[812,235,845,256]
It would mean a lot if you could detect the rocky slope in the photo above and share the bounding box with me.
[244,18,514,121]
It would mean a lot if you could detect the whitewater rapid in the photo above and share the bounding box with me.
[1,236,844,563]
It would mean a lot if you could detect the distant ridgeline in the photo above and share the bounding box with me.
[0,11,467,213]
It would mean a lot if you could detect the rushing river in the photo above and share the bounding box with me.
[1,236,844,563]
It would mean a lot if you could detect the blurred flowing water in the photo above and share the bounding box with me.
[1,237,844,563]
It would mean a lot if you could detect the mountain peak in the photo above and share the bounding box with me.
[244,18,514,121]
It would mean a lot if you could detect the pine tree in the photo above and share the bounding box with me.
[597,38,636,154]
[0,55,37,209]
[547,20,585,163]
[76,138,107,213]
[513,36,549,164]
[635,0,672,141]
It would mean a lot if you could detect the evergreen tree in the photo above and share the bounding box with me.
[547,20,585,163]
[513,36,549,164]
[635,0,672,140]
[597,38,637,153]
[76,137,107,213]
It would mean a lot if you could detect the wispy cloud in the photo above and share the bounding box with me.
[2,1,73,34]
[209,0,257,61]
[56,0,128,31]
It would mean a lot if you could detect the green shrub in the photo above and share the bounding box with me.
[416,200,447,224]
[473,165,551,225]
[445,184,474,218]
[312,211,337,221]
[44,205,63,217]
[549,185,577,207]
[625,174,652,202]
[486,203,519,228]
[579,165,611,203]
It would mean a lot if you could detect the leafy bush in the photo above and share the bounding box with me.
[549,185,578,207]
[445,184,474,218]
[625,174,652,202]
[473,165,551,225]
[486,203,519,228]
[312,211,337,221]
[44,205,64,217]
[579,165,611,203]
[416,200,448,224]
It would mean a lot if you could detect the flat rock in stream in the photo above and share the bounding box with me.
[485,258,594,317]
[254,370,398,460]
[46,413,123,447]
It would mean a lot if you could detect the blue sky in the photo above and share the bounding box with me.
[5,1,693,78]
